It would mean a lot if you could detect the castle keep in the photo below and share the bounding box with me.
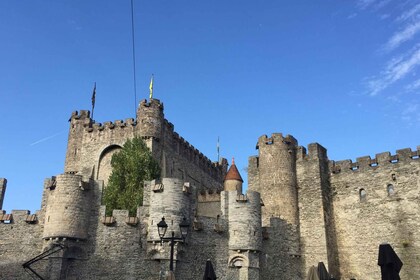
[0,98,419,279]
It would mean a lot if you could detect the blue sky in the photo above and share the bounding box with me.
[1,0,419,212]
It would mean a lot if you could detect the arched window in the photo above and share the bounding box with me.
[228,255,248,268]
[359,188,367,202]
[387,184,395,196]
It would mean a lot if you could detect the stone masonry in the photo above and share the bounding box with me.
[0,98,419,279]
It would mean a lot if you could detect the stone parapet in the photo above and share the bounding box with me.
[330,147,420,174]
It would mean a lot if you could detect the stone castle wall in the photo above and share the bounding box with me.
[59,177,233,280]
[0,98,419,279]
[0,98,229,279]
[329,147,420,279]
[0,210,45,280]
[296,143,338,278]
[0,174,232,279]
[197,190,222,218]
[248,133,419,280]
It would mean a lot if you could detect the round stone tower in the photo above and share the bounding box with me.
[148,178,192,241]
[43,174,91,240]
[256,133,299,226]
[225,188,262,280]
[224,158,243,194]
[136,98,164,140]
[227,190,262,251]
[136,98,165,168]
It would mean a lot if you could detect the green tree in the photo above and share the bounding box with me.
[103,137,160,216]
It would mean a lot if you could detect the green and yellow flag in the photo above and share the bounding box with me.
[149,75,154,99]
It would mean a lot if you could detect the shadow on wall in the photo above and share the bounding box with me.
[260,217,302,279]
[97,145,122,186]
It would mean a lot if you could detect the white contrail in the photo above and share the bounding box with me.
[30,130,66,146]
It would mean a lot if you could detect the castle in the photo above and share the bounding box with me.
[0,98,419,279]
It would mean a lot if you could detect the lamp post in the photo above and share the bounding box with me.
[157,216,190,272]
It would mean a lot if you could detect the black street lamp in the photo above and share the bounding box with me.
[157,216,190,272]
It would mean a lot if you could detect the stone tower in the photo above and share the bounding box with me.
[147,178,194,274]
[224,158,243,194]
[248,133,302,279]
[226,190,262,280]
[136,99,165,170]
[64,110,91,174]
[249,133,299,226]
[42,174,94,279]
[42,174,92,241]
[221,164,262,279]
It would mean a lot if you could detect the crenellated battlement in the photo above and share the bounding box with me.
[139,98,164,111]
[330,146,420,174]
[296,143,328,161]
[164,122,226,178]
[164,118,174,133]
[198,190,221,202]
[256,133,298,149]
[85,118,137,132]
[99,206,142,225]
[0,210,39,224]
[69,110,91,122]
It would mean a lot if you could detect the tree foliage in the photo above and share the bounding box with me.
[103,137,160,216]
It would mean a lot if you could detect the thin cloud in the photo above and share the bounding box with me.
[386,94,401,103]
[402,103,418,115]
[358,0,377,9]
[67,19,83,31]
[401,103,420,124]
[380,14,390,20]
[356,1,420,98]
[384,21,420,51]
[358,0,391,10]
[367,46,420,95]
[405,77,420,91]
[396,3,420,22]
[348,13,358,20]
[374,0,392,10]
[30,131,66,146]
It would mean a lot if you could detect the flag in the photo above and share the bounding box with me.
[149,75,154,99]
[91,82,96,109]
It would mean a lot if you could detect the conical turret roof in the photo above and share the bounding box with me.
[224,158,243,182]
